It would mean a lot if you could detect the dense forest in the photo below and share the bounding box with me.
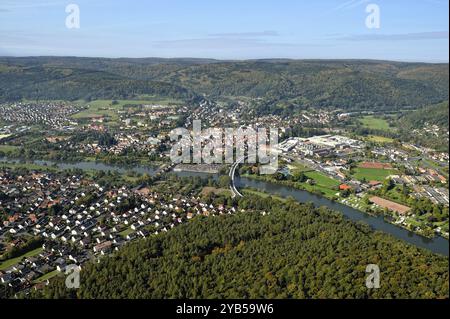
[31,195,449,299]
[0,57,448,110]
[0,65,198,102]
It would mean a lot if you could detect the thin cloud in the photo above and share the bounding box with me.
[423,0,448,5]
[0,1,64,10]
[337,31,449,41]
[154,37,294,49]
[208,31,279,37]
[332,0,370,11]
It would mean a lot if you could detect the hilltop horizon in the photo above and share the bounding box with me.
[1,55,448,64]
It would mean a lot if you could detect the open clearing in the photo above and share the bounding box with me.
[353,167,398,181]
[360,116,393,131]
[366,135,395,143]
[72,98,182,120]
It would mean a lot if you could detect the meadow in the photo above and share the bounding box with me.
[352,167,398,182]
[360,116,393,131]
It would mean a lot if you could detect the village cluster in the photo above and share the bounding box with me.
[65,132,164,156]
[0,169,237,294]
[0,103,80,129]
[274,134,449,237]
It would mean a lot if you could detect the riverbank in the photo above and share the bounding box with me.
[0,157,448,256]
[241,173,448,240]
[236,175,449,256]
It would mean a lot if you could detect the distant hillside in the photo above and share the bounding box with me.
[396,101,449,151]
[0,64,199,102]
[0,57,448,110]
[399,101,449,130]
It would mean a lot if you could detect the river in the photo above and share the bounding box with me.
[1,157,448,256]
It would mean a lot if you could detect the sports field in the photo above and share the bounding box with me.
[352,167,398,182]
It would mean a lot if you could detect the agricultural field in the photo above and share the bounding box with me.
[366,135,395,144]
[71,98,182,120]
[359,116,394,132]
[352,167,398,182]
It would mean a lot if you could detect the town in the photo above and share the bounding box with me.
[0,168,236,295]
[0,98,449,297]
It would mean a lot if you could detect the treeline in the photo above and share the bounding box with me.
[1,58,448,111]
[0,237,43,261]
[0,65,199,103]
[30,194,449,299]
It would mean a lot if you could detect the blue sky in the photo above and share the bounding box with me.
[0,0,448,61]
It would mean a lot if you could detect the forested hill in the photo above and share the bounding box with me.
[32,196,448,299]
[399,101,449,130]
[0,64,199,102]
[0,57,448,110]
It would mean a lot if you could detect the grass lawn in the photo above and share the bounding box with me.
[0,247,43,271]
[360,116,393,132]
[242,189,287,202]
[72,98,182,120]
[33,269,59,283]
[0,134,12,141]
[304,171,340,188]
[201,187,232,197]
[384,187,407,203]
[72,100,122,120]
[119,227,135,238]
[366,135,395,144]
[352,167,398,182]
[301,171,340,197]
[0,145,19,152]
[287,163,313,173]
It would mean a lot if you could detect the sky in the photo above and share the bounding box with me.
[0,0,448,62]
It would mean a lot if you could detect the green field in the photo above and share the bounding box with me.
[352,167,398,181]
[302,171,340,197]
[0,144,19,152]
[0,247,43,271]
[71,100,123,120]
[33,269,59,283]
[366,135,395,144]
[119,227,135,238]
[242,189,287,202]
[72,99,182,120]
[360,116,393,131]
[287,163,313,173]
